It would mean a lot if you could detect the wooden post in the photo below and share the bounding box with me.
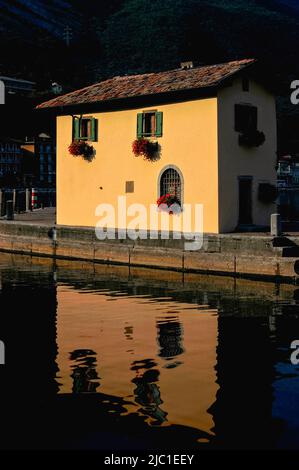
[6,200,14,220]
[12,189,16,213]
[18,190,23,214]
[25,189,30,212]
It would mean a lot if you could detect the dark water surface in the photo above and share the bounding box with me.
[0,253,299,450]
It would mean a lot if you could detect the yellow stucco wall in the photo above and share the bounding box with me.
[217,78,277,232]
[56,80,277,234]
[56,98,219,233]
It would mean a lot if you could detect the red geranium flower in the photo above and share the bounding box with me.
[157,194,181,214]
[68,140,94,160]
[132,138,158,161]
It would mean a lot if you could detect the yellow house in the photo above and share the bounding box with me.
[37,59,277,235]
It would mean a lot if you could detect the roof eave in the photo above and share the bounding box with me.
[36,59,258,113]
[36,83,221,114]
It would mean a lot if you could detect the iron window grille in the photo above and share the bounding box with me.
[160,168,182,204]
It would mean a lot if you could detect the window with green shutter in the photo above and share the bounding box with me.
[155,111,163,137]
[73,116,80,140]
[235,105,257,133]
[137,113,143,138]
[72,116,98,142]
[137,111,163,138]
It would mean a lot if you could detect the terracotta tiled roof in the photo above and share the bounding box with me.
[37,59,255,109]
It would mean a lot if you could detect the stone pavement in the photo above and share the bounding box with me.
[0,207,299,237]
[0,207,56,226]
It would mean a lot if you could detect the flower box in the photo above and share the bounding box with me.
[157,194,181,214]
[68,140,94,161]
[132,138,159,161]
[239,130,265,148]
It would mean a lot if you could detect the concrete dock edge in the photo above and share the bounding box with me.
[0,221,299,284]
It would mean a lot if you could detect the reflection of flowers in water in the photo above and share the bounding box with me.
[131,363,167,426]
[131,358,157,372]
[70,349,100,394]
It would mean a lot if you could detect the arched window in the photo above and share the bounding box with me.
[159,167,182,204]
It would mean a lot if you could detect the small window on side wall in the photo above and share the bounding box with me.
[137,111,163,138]
[73,116,98,142]
[235,104,257,133]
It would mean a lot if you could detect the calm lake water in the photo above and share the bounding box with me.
[0,253,299,450]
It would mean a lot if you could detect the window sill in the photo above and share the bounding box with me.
[78,138,96,143]
[139,134,161,139]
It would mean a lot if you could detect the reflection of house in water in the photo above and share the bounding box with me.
[209,314,276,449]
[0,268,58,397]
[3,260,299,449]
[55,282,218,441]
[0,266,59,449]
[131,360,167,425]
[156,317,184,364]
[124,323,133,341]
[70,349,100,394]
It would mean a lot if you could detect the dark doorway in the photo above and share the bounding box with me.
[239,177,252,225]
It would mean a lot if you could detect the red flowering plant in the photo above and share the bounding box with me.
[132,138,159,161]
[68,140,94,161]
[157,193,181,215]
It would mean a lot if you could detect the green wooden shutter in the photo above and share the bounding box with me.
[73,116,80,140]
[235,105,257,133]
[91,118,97,142]
[155,111,163,137]
[137,113,143,138]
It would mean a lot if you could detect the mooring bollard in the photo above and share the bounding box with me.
[271,213,282,237]
[6,200,14,221]
[31,188,37,210]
